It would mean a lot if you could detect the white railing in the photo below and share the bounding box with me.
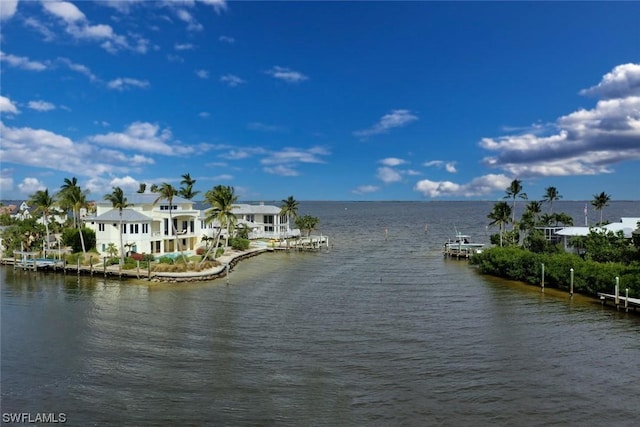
[248,229,301,240]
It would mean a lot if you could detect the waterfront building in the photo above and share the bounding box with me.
[87,195,298,257]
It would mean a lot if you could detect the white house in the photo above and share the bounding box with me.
[555,217,640,252]
[87,195,299,258]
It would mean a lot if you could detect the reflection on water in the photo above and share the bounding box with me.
[2,201,639,426]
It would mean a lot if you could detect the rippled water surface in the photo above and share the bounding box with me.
[2,201,639,426]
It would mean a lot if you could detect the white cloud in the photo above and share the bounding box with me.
[354,109,418,138]
[18,177,46,194]
[107,77,150,91]
[176,8,203,31]
[213,174,234,181]
[0,0,18,21]
[352,185,380,195]
[0,95,20,114]
[40,1,147,54]
[261,146,329,166]
[264,165,299,176]
[90,122,175,155]
[109,176,140,192]
[379,157,406,167]
[377,166,402,183]
[424,160,458,173]
[175,43,195,50]
[198,112,210,118]
[0,169,14,193]
[58,57,99,82]
[218,35,235,44]
[167,54,184,63]
[195,69,209,79]
[198,0,228,13]
[580,63,640,100]
[480,63,640,178]
[90,121,207,157]
[220,74,246,87]
[247,122,284,132]
[0,51,48,71]
[414,174,512,198]
[28,100,56,112]
[42,1,86,23]
[24,17,57,41]
[0,121,161,183]
[220,147,267,160]
[266,66,308,83]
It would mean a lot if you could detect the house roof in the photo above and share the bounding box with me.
[556,217,640,238]
[233,203,281,215]
[95,193,193,206]
[90,208,152,222]
[556,227,591,237]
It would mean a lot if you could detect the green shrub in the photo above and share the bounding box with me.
[229,237,250,251]
[61,227,96,252]
[471,247,640,297]
[215,247,225,258]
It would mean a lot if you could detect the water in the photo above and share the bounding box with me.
[2,201,639,426]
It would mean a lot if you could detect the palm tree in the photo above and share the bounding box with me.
[279,196,299,235]
[137,183,147,194]
[294,215,320,237]
[153,183,187,263]
[542,186,562,214]
[487,201,512,247]
[200,185,238,265]
[591,191,612,225]
[504,179,527,226]
[179,173,200,200]
[524,201,542,226]
[59,177,89,256]
[104,187,130,265]
[29,188,56,257]
[59,177,79,227]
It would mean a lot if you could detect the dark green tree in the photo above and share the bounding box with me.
[542,186,562,214]
[200,185,239,264]
[104,187,131,265]
[487,201,512,247]
[504,179,527,226]
[591,191,612,225]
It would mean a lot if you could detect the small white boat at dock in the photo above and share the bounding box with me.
[443,232,484,259]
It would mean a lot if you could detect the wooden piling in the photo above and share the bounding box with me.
[625,288,629,312]
[569,268,574,298]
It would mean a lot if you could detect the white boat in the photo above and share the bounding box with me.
[443,233,484,258]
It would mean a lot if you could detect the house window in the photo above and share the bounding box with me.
[99,223,105,231]
[142,224,148,234]
[129,224,139,234]
[160,205,177,211]
[121,224,127,234]
[245,214,254,222]
[280,215,288,224]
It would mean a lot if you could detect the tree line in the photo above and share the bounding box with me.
[1,174,320,269]
[475,179,639,297]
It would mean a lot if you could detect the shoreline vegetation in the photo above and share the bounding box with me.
[1,239,329,283]
[473,180,640,300]
[1,175,326,282]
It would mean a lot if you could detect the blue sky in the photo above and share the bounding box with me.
[1,1,639,202]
